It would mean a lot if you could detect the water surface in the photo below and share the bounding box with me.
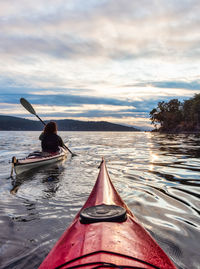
[0,131,199,269]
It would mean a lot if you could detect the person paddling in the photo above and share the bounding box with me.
[39,121,65,155]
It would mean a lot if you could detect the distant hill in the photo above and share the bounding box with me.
[0,115,140,131]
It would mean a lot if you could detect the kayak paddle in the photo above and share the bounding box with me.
[20,98,77,157]
[20,98,46,125]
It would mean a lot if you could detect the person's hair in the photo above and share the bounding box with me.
[43,121,58,134]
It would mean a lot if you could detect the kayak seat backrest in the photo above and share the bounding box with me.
[28,151,42,157]
[80,204,127,224]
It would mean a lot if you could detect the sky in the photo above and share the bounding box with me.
[0,0,200,130]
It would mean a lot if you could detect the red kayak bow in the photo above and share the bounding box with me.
[39,159,176,269]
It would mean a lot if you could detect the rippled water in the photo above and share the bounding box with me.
[0,131,200,269]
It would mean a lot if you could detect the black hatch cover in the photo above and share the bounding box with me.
[80,204,127,224]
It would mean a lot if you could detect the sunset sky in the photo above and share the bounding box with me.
[0,0,200,130]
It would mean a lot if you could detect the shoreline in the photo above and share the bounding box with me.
[151,130,200,134]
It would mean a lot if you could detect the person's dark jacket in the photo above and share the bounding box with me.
[39,132,65,153]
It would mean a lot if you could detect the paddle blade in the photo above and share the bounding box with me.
[20,98,36,115]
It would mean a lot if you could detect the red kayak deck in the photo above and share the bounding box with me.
[39,159,176,269]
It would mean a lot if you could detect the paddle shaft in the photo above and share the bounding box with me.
[36,114,46,126]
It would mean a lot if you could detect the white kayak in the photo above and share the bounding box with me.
[11,147,68,175]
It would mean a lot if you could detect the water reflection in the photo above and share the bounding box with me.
[149,133,200,158]
[10,161,66,198]
[0,132,200,269]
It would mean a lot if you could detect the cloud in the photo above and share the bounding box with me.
[0,0,200,129]
[0,92,135,108]
[1,0,200,62]
[150,81,200,91]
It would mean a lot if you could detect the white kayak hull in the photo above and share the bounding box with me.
[12,148,67,175]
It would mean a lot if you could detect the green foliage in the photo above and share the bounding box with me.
[150,94,200,132]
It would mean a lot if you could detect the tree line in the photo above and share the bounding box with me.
[149,93,200,132]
